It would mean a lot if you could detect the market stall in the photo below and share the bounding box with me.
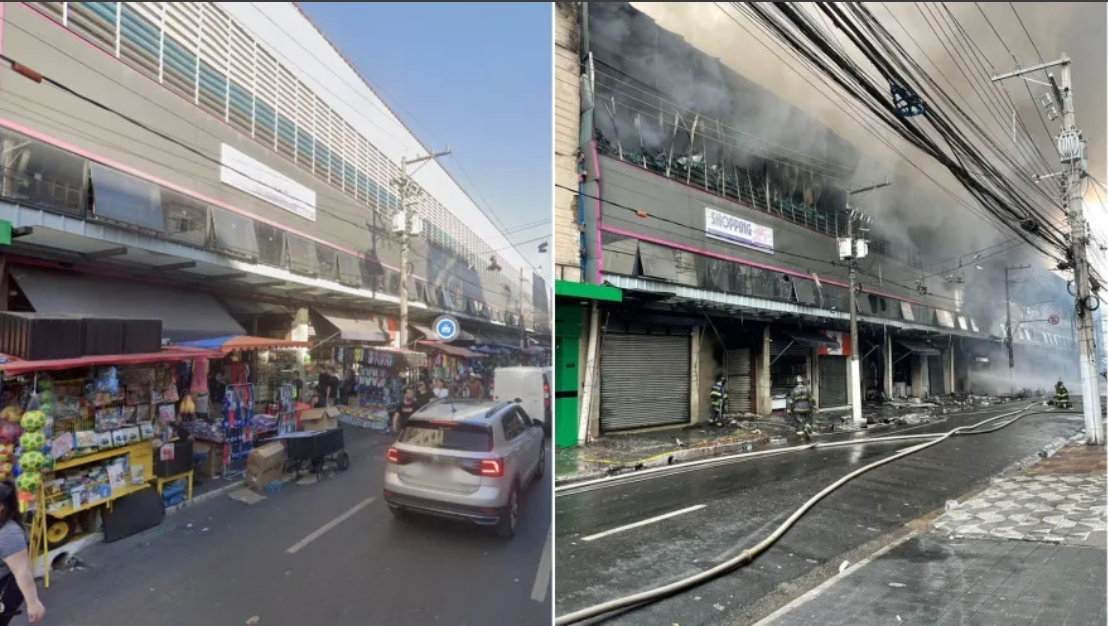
[328,346,427,431]
[0,346,222,554]
[417,341,486,397]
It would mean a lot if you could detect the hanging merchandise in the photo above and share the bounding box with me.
[220,383,255,477]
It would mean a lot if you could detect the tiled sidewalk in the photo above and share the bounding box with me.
[759,444,1107,626]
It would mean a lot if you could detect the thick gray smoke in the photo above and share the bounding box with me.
[588,1,1104,355]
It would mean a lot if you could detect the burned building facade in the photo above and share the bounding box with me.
[555,1,1078,446]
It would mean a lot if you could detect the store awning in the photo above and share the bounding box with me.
[373,347,429,368]
[417,341,484,358]
[0,346,221,376]
[782,329,839,349]
[10,267,246,342]
[899,340,941,356]
[178,335,310,353]
[316,310,390,343]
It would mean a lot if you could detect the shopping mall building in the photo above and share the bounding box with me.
[553,2,1079,448]
[0,2,549,358]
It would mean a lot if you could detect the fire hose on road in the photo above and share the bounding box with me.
[554,405,1080,625]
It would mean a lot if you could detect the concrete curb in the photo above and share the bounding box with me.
[38,479,245,579]
[555,438,762,486]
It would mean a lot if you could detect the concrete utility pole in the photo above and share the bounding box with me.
[842,180,890,426]
[1004,265,1032,391]
[395,148,451,349]
[518,269,529,349]
[993,56,1103,444]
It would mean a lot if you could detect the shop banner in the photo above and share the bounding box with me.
[220,144,317,222]
[817,330,851,356]
[705,207,774,254]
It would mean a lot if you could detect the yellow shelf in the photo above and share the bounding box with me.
[53,441,149,472]
[46,483,149,519]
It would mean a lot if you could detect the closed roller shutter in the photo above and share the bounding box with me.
[819,355,848,407]
[928,355,945,395]
[726,348,753,414]
[600,326,690,432]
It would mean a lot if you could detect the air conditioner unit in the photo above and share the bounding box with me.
[390,212,405,235]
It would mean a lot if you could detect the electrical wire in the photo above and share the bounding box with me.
[242,3,539,272]
[6,14,537,274]
[734,2,1067,249]
[554,404,1074,625]
[0,57,532,309]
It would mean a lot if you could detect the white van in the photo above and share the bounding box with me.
[492,366,551,436]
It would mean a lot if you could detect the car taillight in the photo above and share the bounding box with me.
[543,382,551,406]
[387,447,408,464]
[480,458,504,477]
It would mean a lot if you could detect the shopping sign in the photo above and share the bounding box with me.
[1048,314,1060,326]
[817,330,852,356]
[434,315,460,343]
[705,207,774,254]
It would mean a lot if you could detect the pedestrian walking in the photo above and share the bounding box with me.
[0,481,45,624]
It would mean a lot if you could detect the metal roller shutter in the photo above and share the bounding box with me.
[819,355,848,407]
[770,339,810,358]
[928,355,945,395]
[600,327,690,432]
[726,348,753,414]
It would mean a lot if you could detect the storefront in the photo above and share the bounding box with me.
[0,345,223,562]
[599,318,690,433]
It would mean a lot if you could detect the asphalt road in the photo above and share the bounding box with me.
[555,404,1085,626]
[36,426,553,626]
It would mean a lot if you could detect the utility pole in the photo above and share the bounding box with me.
[1004,265,1032,392]
[395,148,451,349]
[842,180,890,426]
[518,269,528,349]
[993,56,1103,444]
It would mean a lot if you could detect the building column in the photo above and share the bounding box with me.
[943,347,954,394]
[911,354,925,397]
[810,348,821,407]
[690,326,702,425]
[883,332,893,399]
[756,326,771,416]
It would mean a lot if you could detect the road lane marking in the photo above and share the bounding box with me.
[531,528,553,603]
[286,497,375,554]
[581,504,707,542]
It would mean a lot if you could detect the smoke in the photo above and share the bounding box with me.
[590,1,1104,322]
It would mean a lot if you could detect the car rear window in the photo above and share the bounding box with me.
[398,422,493,452]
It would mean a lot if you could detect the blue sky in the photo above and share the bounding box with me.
[299,2,551,273]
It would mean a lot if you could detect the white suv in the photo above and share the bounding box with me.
[383,400,546,538]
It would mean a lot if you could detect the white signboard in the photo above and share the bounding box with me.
[220,144,317,221]
[705,207,774,254]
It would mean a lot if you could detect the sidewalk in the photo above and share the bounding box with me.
[554,404,962,484]
[758,443,1107,626]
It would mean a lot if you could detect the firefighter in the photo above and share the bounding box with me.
[789,375,815,439]
[1054,378,1071,409]
[709,375,728,427]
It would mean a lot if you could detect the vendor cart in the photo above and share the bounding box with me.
[273,429,350,477]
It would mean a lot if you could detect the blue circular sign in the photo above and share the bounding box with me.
[433,315,460,342]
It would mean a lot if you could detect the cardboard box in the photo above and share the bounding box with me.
[193,441,222,478]
[244,466,284,491]
[301,407,340,432]
[247,442,286,474]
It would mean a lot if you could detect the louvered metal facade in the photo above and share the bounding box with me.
[600,323,691,432]
[725,348,753,414]
[24,2,517,291]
